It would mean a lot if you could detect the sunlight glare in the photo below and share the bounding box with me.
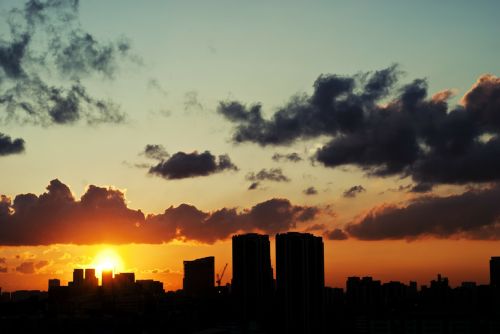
[91,248,124,278]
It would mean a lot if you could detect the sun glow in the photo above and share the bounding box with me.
[91,248,124,279]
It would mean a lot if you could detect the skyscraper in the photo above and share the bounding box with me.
[72,269,84,287]
[276,232,324,334]
[48,279,60,290]
[232,233,274,322]
[84,268,98,287]
[183,256,215,296]
[102,270,113,287]
[490,256,500,287]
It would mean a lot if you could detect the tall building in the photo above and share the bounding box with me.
[276,232,324,334]
[84,268,98,287]
[183,256,214,296]
[48,279,60,290]
[72,269,84,286]
[102,270,113,287]
[490,256,500,287]
[232,233,274,322]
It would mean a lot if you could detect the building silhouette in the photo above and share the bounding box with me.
[232,233,274,323]
[183,256,215,297]
[48,279,60,290]
[276,232,324,334]
[490,256,500,287]
[72,268,84,287]
[102,270,113,287]
[85,268,98,287]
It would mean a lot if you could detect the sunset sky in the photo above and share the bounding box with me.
[1,0,500,292]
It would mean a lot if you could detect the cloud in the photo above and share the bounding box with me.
[410,183,433,193]
[343,185,366,198]
[304,223,326,232]
[35,260,49,270]
[148,151,238,180]
[142,144,169,161]
[272,152,302,162]
[324,229,348,240]
[184,91,203,111]
[303,186,318,195]
[383,184,413,194]
[346,185,500,240]
[0,267,7,273]
[0,179,145,245]
[16,262,35,274]
[0,132,25,156]
[142,268,180,275]
[246,168,290,183]
[0,179,319,245]
[0,0,131,127]
[147,78,168,96]
[0,257,6,264]
[148,198,319,244]
[248,182,260,190]
[218,66,500,187]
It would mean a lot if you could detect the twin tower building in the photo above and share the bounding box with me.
[232,232,324,333]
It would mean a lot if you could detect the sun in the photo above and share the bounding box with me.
[91,248,124,279]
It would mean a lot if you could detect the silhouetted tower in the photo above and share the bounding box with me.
[232,233,274,323]
[84,268,98,287]
[102,270,113,287]
[72,269,84,286]
[48,279,60,290]
[183,256,215,296]
[276,232,324,334]
[490,257,500,287]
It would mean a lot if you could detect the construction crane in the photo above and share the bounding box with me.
[216,263,228,287]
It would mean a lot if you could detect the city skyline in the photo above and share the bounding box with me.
[1,233,498,294]
[1,0,500,295]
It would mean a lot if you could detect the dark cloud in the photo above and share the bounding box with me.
[248,182,260,190]
[148,151,238,180]
[0,179,319,245]
[272,152,302,162]
[246,168,290,183]
[0,132,25,156]
[142,144,169,161]
[16,262,35,274]
[0,267,7,273]
[324,229,349,240]
[410,183,433,193]
[385,184,413,193]
[346,185,500,240]
[303,186,318,195]
[0,257,6,264]
[343,185,366,198]
[304,223,326,232]
[148,198,320,244]
[218,66,500,187]
[0,0,130,127]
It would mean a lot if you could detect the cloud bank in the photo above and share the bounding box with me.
[218,66,500,189]
[0,179,319,245]
[346,185,500,240]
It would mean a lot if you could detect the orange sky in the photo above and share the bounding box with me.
[0,239,497,292]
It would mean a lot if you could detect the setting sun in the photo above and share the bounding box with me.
[91,248,124,279]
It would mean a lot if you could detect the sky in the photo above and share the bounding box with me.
[1,0,500,292]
